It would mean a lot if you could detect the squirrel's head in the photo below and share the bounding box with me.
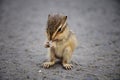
[46,14,67,41]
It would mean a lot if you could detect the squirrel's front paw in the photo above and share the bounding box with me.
[51,42,56,48]
[44,41,56,48]
[44,42,50,48]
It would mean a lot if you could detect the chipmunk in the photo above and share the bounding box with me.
[43,14,77,70]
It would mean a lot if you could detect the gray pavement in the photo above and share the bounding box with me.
[0,0,120,80]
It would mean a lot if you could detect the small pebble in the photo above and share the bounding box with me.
[38,70,42,73]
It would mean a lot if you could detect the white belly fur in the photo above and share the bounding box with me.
[54,42,65,58]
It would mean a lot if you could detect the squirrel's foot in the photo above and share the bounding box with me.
[63,64,73,70]
[43,62,55,68]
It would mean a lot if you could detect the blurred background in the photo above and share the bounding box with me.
[0,0,120,80]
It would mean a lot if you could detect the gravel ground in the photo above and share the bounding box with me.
[0,0,120,80]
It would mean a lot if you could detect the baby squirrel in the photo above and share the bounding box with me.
[43,14,77,70]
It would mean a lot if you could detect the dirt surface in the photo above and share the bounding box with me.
[0,0,120,80]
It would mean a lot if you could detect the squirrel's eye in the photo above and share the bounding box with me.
[58,28,62,32]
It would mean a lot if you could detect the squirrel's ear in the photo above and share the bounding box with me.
[64,16,67,20]
[48,14,51,18]
[63,16,67,21]
[62,16,67,23]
